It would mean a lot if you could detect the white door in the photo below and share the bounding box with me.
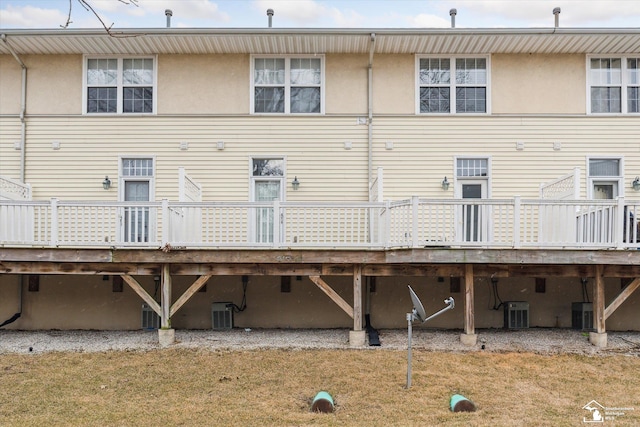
[254,180,281,243]
[123,180,150,242]
[251,158,284,243]
[458,181,488,243]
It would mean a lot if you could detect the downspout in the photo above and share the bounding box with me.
[1,34,27,183]
[367,33,376,200]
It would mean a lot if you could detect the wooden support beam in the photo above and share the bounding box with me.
[308,276,353,319]
[353,265,363,332]
[593,265,606,334]
[604,277,640,320]
[161,264,171,328]
[121,274,161,316]
[170,275,212,317]
[464,264,475,335]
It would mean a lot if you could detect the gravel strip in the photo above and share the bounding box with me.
[1,328,639,356]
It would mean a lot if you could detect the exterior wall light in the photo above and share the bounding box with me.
[633,177,640,191]
[441,176,450,190]
[102,176,111,190]
[292,176,300,190]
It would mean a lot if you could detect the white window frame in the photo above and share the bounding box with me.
[587,55,640,115]
[250,55,325,115]
[83,55,158,115]
[453,156,492,198]
[416,55,491,115]
[586,156,624,199]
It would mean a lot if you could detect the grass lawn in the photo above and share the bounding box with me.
[1,348,639,426]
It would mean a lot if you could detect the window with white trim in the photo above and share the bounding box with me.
[418,56,488,114]
[456,158,488,177]
[589,56,640,114]
[85,57,156,114]
[252,56,323,114]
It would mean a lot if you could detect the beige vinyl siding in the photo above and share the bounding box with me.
[0,118,22,179]
[18,116,369,202]
[13,115,640,204]
[372,116,640,201]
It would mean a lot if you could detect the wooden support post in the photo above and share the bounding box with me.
[353,265,363,331]
[590,265,607,347]
[351,264,365,346]
[460,264,477,346]
[161,264,171,329]
[593,265,605,333]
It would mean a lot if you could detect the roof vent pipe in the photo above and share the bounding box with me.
[449,8,457,28]
[553,7,561,27]
[267,9,274,27]
[165,9,172,28]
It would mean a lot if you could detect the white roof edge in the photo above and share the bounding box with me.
[1,27,639,36]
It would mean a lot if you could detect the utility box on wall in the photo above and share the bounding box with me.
[504,301,529,329]
[572,302,593,330]
[212,302,234,330]
[141,303,160,330]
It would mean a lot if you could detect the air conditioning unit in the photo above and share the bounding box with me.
[572,302,593,330]
[212,302,234,330]
[141,303,160,330]
[504,301,529,329]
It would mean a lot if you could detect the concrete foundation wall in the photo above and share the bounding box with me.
[1,274,638,331]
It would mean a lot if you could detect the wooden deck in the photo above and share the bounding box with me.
[1,246,639,347]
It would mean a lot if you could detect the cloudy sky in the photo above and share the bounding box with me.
[1,0,639,29]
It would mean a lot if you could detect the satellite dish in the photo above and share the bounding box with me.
[408,285,426,322]
[405,285,456,388]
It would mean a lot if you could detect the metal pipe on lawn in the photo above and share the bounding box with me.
[367,33,375,199]
[1,34,27,183]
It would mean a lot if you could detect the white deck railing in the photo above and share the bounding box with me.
[1,197,639,250]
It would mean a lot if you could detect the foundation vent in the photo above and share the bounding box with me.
[141,303,160,330]
[572,302,593,330]
[504,301,529,329]
[212,302,234,330]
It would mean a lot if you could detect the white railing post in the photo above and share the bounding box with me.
[50,198,58,247]
[616,196,625,249]
[376,167,384,202]
[411,196,419,248]
[384,200,391,248]
[513,196,521,248]
[273,200,281,248]
[161,199,169,247]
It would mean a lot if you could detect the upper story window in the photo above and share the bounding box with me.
[84,56,156,114]
[589,56,640,114]
[417,56,489,114]
[252,56,324,114]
